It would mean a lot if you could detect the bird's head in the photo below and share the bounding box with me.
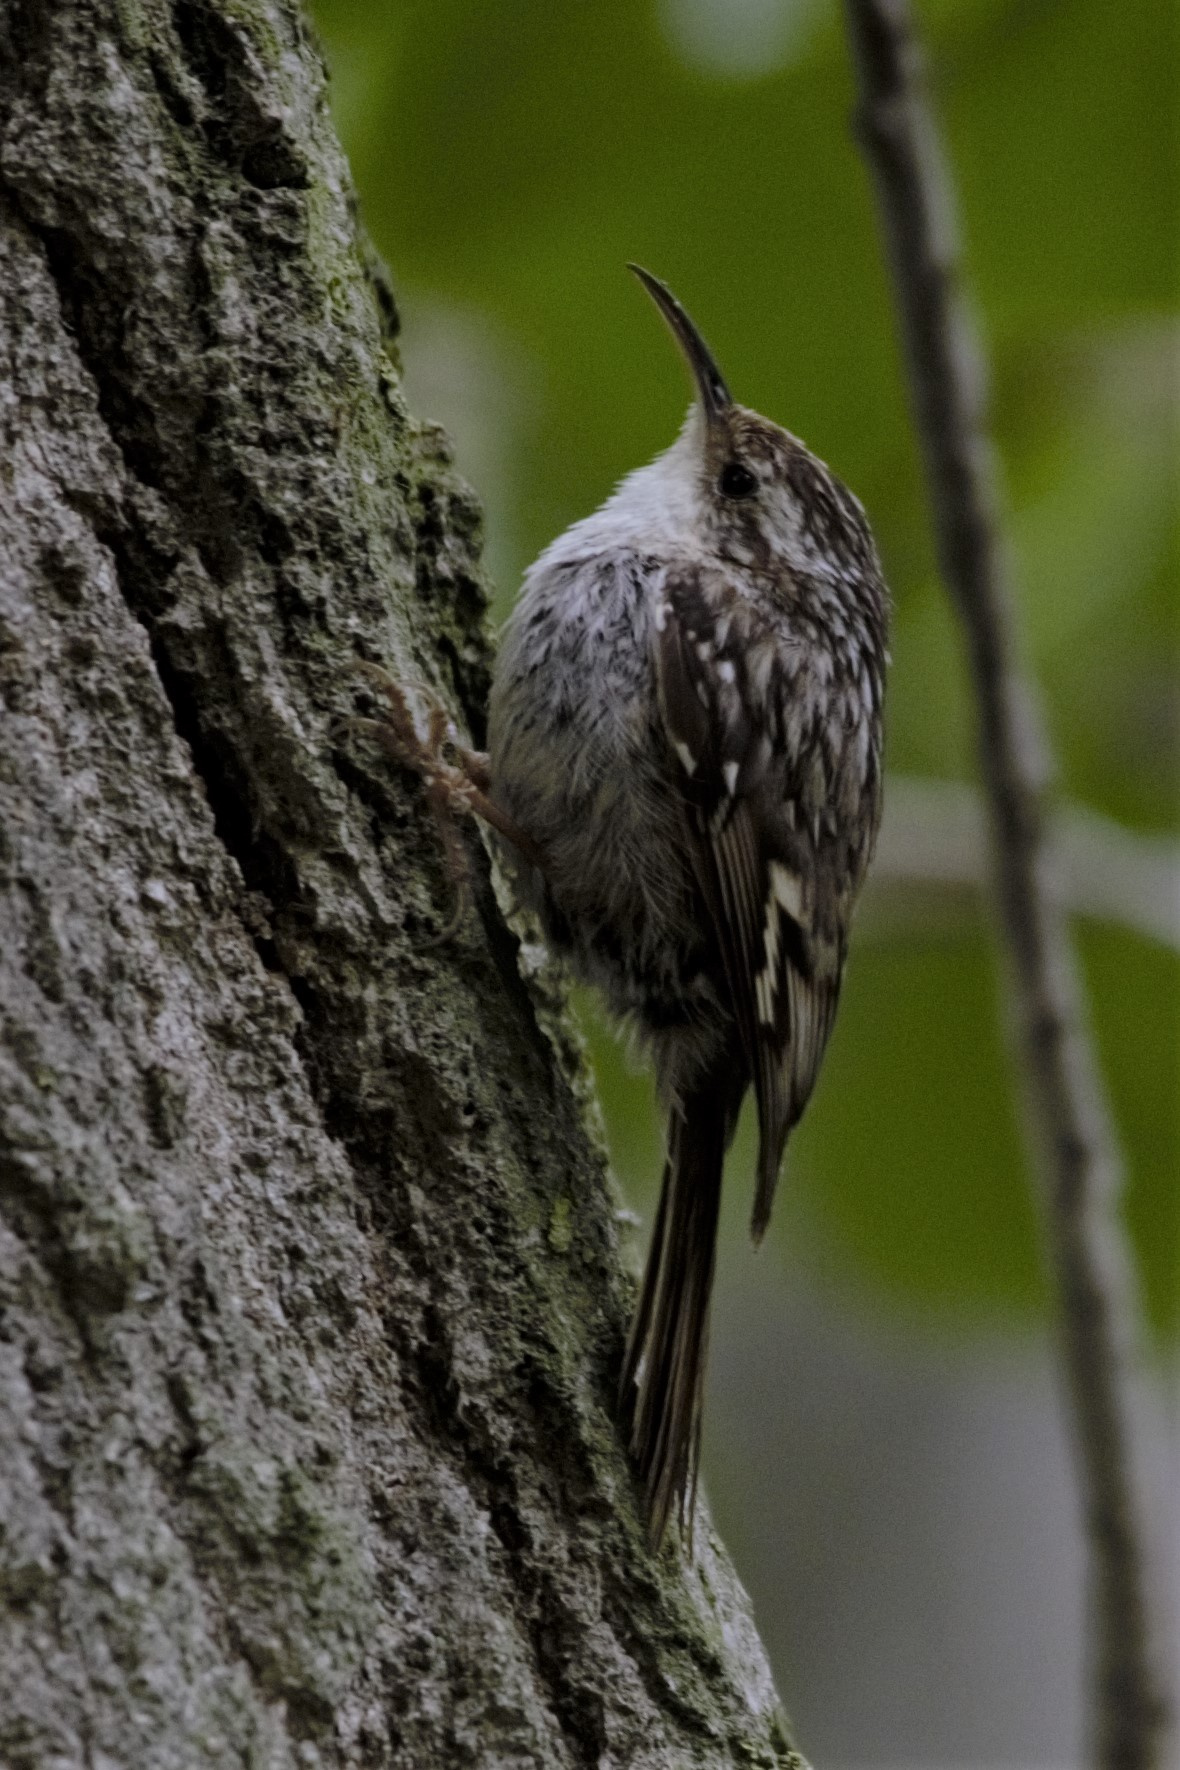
[628,264,875,584]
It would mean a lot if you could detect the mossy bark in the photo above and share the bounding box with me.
[0,3,802,1765]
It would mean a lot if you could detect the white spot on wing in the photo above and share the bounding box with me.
[764,904,780,976]
[674,740,698,776]
[723,760,739,796]
[757,878,786,1027]
[750,644,775,701]
[771,859,805,924]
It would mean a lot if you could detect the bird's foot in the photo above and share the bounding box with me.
[340,662,546,940]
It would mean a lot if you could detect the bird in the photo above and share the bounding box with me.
[364,266,889,1547]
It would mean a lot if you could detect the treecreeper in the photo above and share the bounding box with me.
[361,267,889,1547]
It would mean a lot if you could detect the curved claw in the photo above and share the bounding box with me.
[418,873,474,949]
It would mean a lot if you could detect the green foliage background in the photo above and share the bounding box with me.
[310,0,1178,1333]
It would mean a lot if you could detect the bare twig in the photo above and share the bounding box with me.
[842,3,1171,1764]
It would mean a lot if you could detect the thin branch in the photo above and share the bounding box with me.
[866,775,1180,952]
[842,4,1171,1766]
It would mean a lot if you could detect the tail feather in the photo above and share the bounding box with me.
[619,1078,738,1547]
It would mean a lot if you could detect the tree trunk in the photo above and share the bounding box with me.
[0,3,800,1766]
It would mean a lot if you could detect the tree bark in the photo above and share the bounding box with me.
[0,4,800,1766]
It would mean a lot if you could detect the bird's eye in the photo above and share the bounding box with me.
[719,461,757,499]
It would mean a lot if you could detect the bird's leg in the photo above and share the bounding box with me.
[344,663,548,936]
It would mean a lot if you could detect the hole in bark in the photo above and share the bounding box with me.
[241,137,309,191]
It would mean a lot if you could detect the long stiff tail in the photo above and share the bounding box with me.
[618,1077,740,1546]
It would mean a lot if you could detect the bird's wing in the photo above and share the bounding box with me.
[652,566,845,1240]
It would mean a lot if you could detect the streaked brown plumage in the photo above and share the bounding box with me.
[487,269,889,1545]
[370,268,889,1548]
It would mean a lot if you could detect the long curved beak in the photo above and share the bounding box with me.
[627,264,732,426]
